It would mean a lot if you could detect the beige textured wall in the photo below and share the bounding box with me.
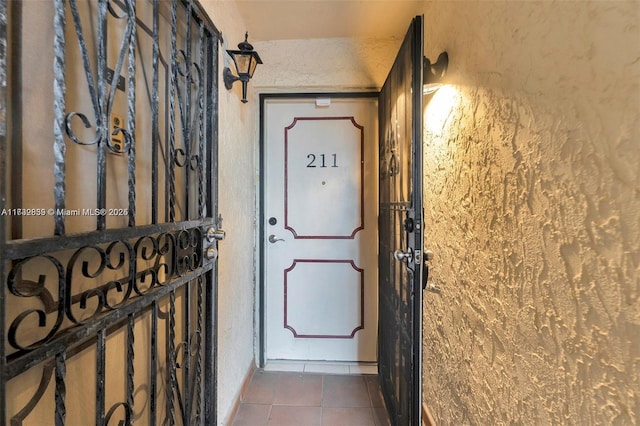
[253,37,400,91]
[421,1,639,424]
[200,2,259,424]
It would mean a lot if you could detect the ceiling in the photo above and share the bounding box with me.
[234,0,427,41]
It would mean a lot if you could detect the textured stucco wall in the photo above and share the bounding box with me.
[252,37,400,91]
[200,2,259,424]
[421,2,639,424]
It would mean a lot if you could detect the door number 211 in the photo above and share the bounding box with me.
[306,153,338,168]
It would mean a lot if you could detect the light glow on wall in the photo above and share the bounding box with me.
[424,85,461,137]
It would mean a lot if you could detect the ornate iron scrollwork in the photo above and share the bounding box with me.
[7,255,66,352]
[6,227,203,353]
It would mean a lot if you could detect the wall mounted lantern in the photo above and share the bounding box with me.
[223,32,263,103]
[423,52,449,94]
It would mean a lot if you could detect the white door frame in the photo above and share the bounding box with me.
[257,92,379,367]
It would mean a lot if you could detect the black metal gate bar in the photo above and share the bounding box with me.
[126,314,135,420]
[167,290,176,424]
[193,276,203,422]
[183,284,191,423]
[410,18,425,423]
[5,220,205,259]
[0,0,7,422]
[96,0,108,232]
[204,25,219,425]
[151,0,159,225]
[55,351,66,426]
[96,329,106,426]
[53,0,66,236]
[196,24,206,220]
[168,0,178,223]
[126,0,137,228]
[6,1,20,241]
[150,300,158,425]
[183,11,204,416]
[183,1,192,222]
[1,0,221,423]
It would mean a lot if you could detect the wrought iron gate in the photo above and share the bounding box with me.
[378,16,424,426]
[0,0,221,424]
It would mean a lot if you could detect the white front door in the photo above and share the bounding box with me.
[263,96,378,362]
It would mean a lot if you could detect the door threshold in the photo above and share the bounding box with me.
[263,360,378,375]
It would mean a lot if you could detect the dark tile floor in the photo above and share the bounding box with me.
[232,371,391,426]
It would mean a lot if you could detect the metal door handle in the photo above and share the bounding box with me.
[394,249,413,262]
[268,234,285,244]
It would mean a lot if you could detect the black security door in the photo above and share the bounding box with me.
[0,0,221,424]
[378,16,424,426]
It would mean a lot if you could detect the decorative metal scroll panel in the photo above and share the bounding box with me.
[378,16,423,426]
[0,0,220,424]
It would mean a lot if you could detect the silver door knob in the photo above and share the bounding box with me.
[268,234,285,244]
[394,249,413,262]
[206,247,218,260]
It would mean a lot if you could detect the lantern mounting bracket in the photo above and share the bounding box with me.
[223,67,243,90]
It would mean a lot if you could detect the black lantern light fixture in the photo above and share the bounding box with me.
[223,32,263,103]
[423,51,449,94]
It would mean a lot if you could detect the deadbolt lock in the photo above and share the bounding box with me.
[206,227,226,242]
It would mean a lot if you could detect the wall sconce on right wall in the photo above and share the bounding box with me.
[423,52,449,94]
